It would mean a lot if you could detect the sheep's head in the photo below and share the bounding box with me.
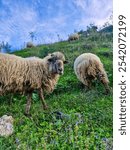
[48,56,64,75]
[48,52,68,64]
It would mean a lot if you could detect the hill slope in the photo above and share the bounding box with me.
[0,31,113,149]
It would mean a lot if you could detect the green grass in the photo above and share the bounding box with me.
[0,32,113,149]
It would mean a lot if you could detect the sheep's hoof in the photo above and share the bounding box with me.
[84,86,91,91]
[43,105,48,110]
[24,113,32,117]
[104,89,111,95]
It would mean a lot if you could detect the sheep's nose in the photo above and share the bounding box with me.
[58,68,63,75]
[58,68,62,72]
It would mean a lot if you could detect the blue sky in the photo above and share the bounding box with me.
[0,0,112,50]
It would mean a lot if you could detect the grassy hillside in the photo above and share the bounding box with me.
[0,31,113,149]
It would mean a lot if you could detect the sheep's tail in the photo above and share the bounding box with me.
[86,59,97,78]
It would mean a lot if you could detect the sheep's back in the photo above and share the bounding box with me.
[0,53,63,95]
[0,54,43,94]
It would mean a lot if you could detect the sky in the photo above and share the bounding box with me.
[0,0,112,51]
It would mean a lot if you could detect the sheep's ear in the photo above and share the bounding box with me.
[47,53,51,56]
[48,57,53,62]
[64,60,68,64]
[51,54,55,57]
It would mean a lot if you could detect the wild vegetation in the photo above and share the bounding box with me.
[0,25,113,149]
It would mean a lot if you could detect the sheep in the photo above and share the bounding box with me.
[0,52,66,116]
[74,53,110,94]
[68,33,80,42]
[26,42,35,48]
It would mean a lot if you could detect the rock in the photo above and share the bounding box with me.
[102,138,113,150]
[52,111,70,120]
[51,111,83,124]
[0,115,14,137]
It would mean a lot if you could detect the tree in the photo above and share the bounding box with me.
[78,30,84,34]
[57,34,62,42]
[0,41,11,53]
[74,29,78,33]
[0,42,3,52]
[29,32,36,42]
[102,13,113,28]
[86,23,98,35]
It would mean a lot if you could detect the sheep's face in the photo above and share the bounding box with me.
[48,58,64,75]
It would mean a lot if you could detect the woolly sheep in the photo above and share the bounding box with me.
[26,42,35,48]
[74,53,110,94]
[68,33,80,42]
[0,52,66,116]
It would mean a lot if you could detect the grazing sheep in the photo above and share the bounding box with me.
[68,33,80,42]
[0,52,66,115]
[74,53,110,94]
[26,42,35,48]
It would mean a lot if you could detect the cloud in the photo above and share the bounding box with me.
[73,0,112,29]
[0,0,113,50]
[0,1,38,42]
[73,0,88,11]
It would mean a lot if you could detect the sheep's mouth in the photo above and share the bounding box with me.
[58,70,63,75]
[59,71,63,75]
[56,67,63,75]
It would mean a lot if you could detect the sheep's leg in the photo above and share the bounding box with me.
[84,84,91,90]
[9,94,13,105]
[39,89,48,110]
[87,81,92,89]
[25,93,32,116]
[84,78,92,90]
[103,83,110,94]
[100,77,110,94]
